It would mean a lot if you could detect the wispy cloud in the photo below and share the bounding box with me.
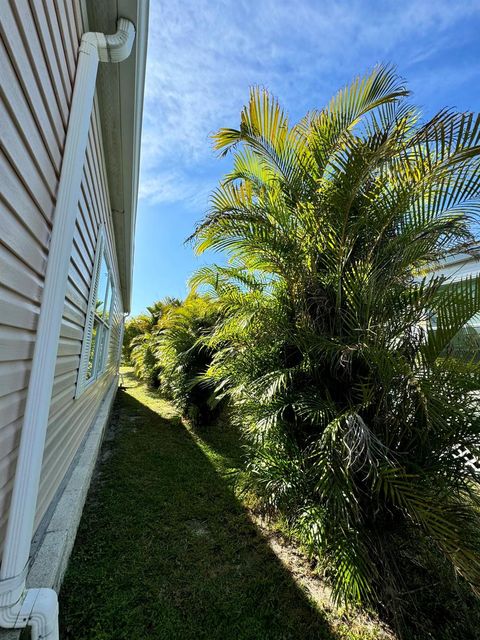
[139,0,480,206]
[139,170,212,207]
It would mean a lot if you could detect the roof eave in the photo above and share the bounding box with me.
[86,0,149,313]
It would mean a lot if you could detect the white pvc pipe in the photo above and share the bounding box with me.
[0,18,135,639]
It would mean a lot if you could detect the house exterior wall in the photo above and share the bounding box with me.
[433,256,480,283]
[0,0,123,556]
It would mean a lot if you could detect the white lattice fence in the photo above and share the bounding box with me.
[453,445,480,474]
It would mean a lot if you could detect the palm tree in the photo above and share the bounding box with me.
[126,295,220,420]
[157,294,221,424]
[190,65,480,635]
[123,314,153,364]
[147,297,181,324]
[128,298,180,386]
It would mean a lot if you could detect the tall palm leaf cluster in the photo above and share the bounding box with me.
[156,294,221,424]
[122,313,154,364]
[128,298,180,386]
[190,66,480,634]
[126,295,220,423]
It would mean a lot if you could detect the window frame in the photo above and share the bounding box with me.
[76,226,116,397]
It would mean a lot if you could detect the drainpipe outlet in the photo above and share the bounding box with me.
[0,586,58,639]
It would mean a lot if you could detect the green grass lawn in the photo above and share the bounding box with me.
[59,369,390,640]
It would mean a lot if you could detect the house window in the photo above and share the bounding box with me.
[77,228,115,396]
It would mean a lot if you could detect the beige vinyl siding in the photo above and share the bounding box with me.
[0,1,123,555]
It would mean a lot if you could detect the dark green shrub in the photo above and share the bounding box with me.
[158,295,222,425]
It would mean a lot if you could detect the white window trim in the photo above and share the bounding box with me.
[76,226,115,397]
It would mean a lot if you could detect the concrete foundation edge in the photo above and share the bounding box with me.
[0,377,119,639]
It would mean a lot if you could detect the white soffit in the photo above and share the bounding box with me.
[86,0,149,313]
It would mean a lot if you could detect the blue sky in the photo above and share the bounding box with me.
[131,0,480,315]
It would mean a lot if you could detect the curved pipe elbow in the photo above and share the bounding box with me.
[0,588,59,639]
[82,17,136,63]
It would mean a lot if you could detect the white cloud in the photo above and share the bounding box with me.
[139,0,480,206]
[138,169,213,208]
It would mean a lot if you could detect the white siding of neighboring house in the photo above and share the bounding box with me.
[0,0,123,555]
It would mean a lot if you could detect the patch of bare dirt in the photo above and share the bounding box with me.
[250,513,397,640]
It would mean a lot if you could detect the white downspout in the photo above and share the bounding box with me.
[0,18,135,639]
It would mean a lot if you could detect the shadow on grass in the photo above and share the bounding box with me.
[59,376,338,640]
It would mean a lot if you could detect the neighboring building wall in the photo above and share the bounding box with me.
[0,0,123,555]
[434,255,480,283]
